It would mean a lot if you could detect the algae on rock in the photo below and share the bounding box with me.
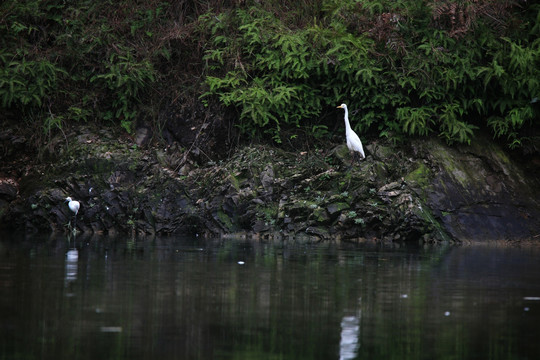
[2,126,538,243]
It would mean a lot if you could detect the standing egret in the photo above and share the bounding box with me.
[337,104,365,166]
[65,197,80,231]
[65,197,80,215]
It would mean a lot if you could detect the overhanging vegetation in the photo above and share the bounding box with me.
[1,0,538,149]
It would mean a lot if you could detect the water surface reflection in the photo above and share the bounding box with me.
[1,235,540,359]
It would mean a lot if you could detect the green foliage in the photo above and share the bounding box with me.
[0,51,67,108]
[199,6,386,142]
[396,107,434,137]
[90,49,156,133]
[198,0,540,147]
[1,0,539,149]
[200,8,322,142]
[0,0,163,140]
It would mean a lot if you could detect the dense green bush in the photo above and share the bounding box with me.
[199,6,383,142]
[89,49,156,133]
[0,0,538,149]
[0,0,166,138]
[200,0,540,147]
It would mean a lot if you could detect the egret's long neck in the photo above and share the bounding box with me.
[343,108,351,131]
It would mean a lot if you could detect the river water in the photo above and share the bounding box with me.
[1,234,540,360]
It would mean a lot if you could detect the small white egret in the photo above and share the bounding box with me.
[337,104,365,166]
[65,197,80,216]
[65,197,80,232]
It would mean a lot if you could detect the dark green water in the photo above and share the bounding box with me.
[1,234,540,360]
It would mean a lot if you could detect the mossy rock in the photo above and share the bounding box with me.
[326,202,350,215]
[311,207,330,224]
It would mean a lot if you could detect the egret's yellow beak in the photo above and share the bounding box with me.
[337,105,343,108]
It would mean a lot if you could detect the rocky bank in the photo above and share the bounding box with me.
[0,126,539,243]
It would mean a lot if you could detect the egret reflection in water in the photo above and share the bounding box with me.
[64,248,78,292]
[340,313,361,360]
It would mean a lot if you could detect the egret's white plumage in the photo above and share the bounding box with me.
[65,197,80,216]
[337,104,365,161]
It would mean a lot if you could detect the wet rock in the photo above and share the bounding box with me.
[1,123,538,243]
[178,163,191,176]
[327,202,350,215]
[305,226,329,239]
[252,198,265,205]
[377,180,406,202]
[135,127,152,147]
[252,219,270,233]
[366,143,394,160]
[407,137,540,241]
[260,165,274,197]
[331,144,352,164]
[378,181,403,193]
[289,200,317,217]
[213,209,234,232]
[0,179,18,200]
[0,130,26,159]
[311,207,330,224]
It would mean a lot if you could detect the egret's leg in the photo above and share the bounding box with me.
[351,152,359,167]
[347,152,354,170]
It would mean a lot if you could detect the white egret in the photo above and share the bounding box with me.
[337,104,365,165]
[65,197,80,231]
[65,197,80,216]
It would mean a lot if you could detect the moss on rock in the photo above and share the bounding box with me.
[2,126,538,243]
